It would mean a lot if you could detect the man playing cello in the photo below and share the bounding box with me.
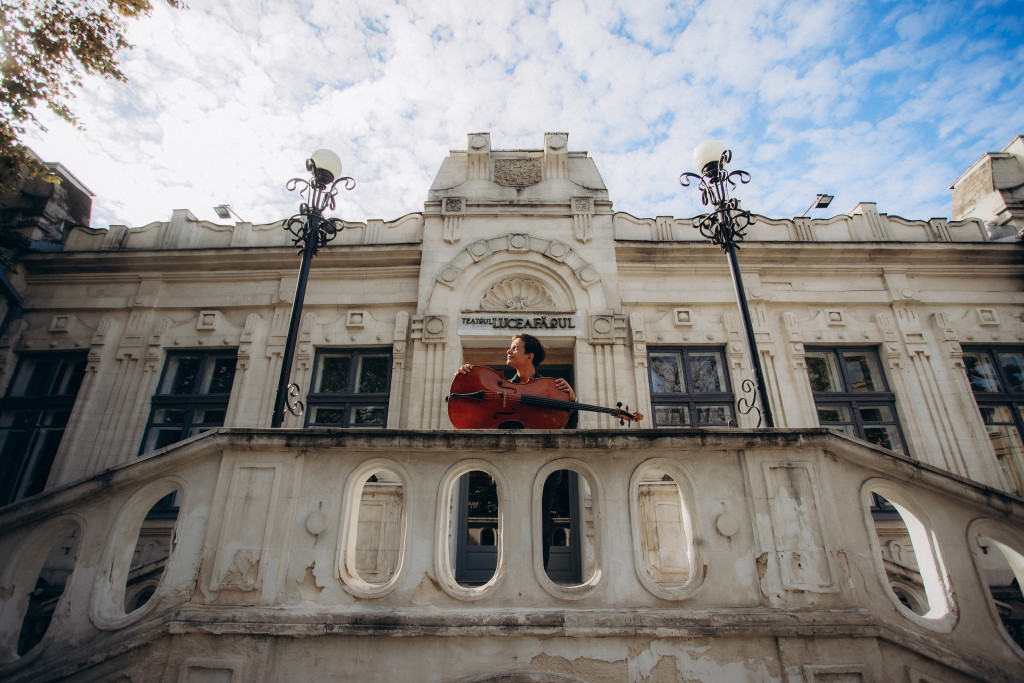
[457,333,575,402]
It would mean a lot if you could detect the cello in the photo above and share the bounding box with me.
[447,366,643,429]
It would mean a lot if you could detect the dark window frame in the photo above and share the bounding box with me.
[0,351,87,505]
[305,348,393,428]
[805,347,907,516]
[139,349,237,455]
[805,347,908,453]
[647,346,735,428]
[962,346,1024,493]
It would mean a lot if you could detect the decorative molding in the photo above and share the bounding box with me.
[976,308,1000,327]
[442,197,465,244]
[346,310,367,329]
[196,310,221,331]
[480,278,556,311]
[494,158,542,187]
[673,308,694,327]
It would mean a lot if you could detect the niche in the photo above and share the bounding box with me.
[637,472,691,584]
[629,460,704,599]
[18,527,80,656]
[339,462,409,597]
[353,471,404,584]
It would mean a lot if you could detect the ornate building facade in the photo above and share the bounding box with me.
[0,133,1023,681]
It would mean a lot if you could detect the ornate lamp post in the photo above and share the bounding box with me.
[271,149,355,427]
[680,140,774,428]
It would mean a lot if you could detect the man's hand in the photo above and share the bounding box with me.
[457,364,473,375]
[555,378,575,401]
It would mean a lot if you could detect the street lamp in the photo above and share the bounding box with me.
[271,149,355,427]
[680,140,774,428]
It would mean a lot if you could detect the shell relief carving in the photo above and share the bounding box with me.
[480,278,556,311]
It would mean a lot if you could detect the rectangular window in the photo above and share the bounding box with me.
[805,347,906,455]
[963,348,1024,494]
[306,349,392,428]
[0,352,87,505]
[648,347,734,427]
[140,350,237,454]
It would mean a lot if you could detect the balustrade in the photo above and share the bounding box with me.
[1,428,1023,681]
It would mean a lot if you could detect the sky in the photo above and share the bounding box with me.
[21,0,1024,229]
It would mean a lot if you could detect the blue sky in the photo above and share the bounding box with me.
[22,0,1024,228]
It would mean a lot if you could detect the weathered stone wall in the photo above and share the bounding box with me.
[0,430,1022,681]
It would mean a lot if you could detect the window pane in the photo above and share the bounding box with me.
[654,405,689,426]
[986,425,1024,493]
[153,408,186,425]
[351,405,385,427]
[465,471,498,547]
[19,429,64,498]
[53,359,86,396]
[162,356,200,395]
[816,404,852,423]
[311,407,346,424]
[689,352,725,393]
[997,352,1024,392]
[204,357,236,394]
[2,409,36,428]
[843,352,884,392]
[964,352,1002,393]
[863,425,904,454]
[979,404,1015,424]
[650,353,683,394]
[11,358,55,397]
[193,408,226,426]
[859,405,895,423]
[806,352,842,392]
[146,429,182,452]
[317,354,352,393]
[696,405,732,426]
[356,354,390,394]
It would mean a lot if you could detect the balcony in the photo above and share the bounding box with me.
[0,428,1022,681]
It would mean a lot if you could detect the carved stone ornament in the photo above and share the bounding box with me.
[494,158,542,187]
[480,278,556,311]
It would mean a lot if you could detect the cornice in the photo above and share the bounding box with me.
[18,243,423,275]
[614,239,1024,269]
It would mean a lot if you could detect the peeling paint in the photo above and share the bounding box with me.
[529,652,628,681]
[411,572,442,605]
[296,563,323,600]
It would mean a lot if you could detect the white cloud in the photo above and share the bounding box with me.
[19,0,1024,229]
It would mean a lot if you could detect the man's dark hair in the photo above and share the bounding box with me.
[514,333,545,367]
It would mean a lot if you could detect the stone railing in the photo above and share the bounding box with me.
[1,429,1023,681]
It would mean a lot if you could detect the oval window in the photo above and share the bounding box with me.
[454,470,500,586]
[973,532,1024,652]
[18,527,80,655]
[124,490,180,613]
[539,468,600,588]
[865,485,955,629]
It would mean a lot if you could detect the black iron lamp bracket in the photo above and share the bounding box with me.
[283,158,356,255]
[680,150,757,251]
